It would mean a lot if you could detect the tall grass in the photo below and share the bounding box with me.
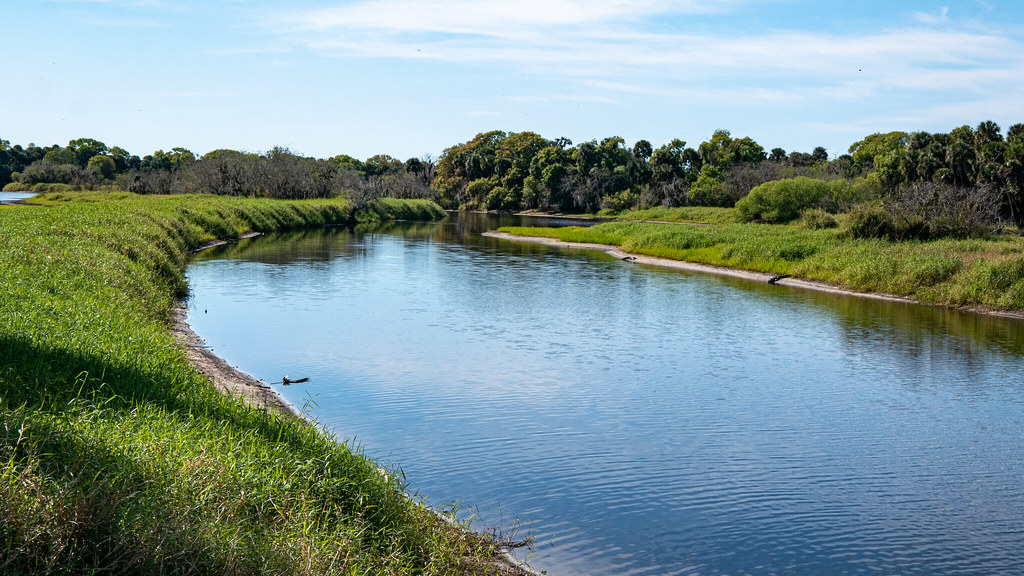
[500,220,1024,311]
[1,192,512,575]
[596,205,738,224]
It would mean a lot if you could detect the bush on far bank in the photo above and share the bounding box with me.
[735,177,838,223]
[843,182,1004,240]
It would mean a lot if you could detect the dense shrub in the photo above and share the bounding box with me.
[601,187,640,212]
[800,208,838,229]
[721,161,784,204]
[843,202,894,239]
[843,182,1003,240]
[889,182,1002,239]
[15,161,92,186]
[688,167,730,207]
[642,180,689,208]
[735,177,834,222]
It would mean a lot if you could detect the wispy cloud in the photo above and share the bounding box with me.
[209,47,294,56]
[277,0,1024,106]
[80,16,164,27]
[913,6,950,25]
[41,0,165,6]
[284,0,738,35]
[277,2,1021,71]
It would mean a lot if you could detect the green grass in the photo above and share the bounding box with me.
[1,192,512,575]
[596,206,738,224]
[500,220,1024,311]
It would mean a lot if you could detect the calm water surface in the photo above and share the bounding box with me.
[0,191,37,202]
[186,214,1024,576]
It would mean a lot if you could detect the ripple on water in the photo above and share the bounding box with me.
[186,218,1024,576]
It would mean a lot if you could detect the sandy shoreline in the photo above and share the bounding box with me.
[170,305,302,418]
[484,230,1024,321]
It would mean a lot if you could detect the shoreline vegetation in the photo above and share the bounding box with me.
[494,206,1024,319]
[0,192,530,575]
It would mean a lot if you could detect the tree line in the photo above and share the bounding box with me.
[431,129,839,213]
[4,120,1023,233]
[0,139,434,207]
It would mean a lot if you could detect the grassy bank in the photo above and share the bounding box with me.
[0,192,512,575]
[595,205,738,224]
[501,219,1024,312]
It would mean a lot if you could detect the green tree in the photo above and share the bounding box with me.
[67,138,108,167]
[1007,123,1024,145]
[0,138,12,185]
[598,136,631,173]
[495,131,549,199]
[848,131,907,170]
[730,136,767,165]
[107,146,134,173]
[432,130,506,207]
[698,129,733,168]
[945,125,977,187]
[169,147,196,167]
[142,148,195,171]
[525,145,571,210]
[1002,139,1024,225]
[649,139,691,184]
[974,120,1002,147]
[632,140,653,161]
[87,154,116,180]
[43,146,78,165]
[363,154,403,178]
[688,165,728,206]
[331,154,365,175]
[698,130,765,170]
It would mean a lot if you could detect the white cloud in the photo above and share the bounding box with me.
[263,0,1024,149]
[40,0,165,5]
[277,1,1023,89]
[80,17,164,27]
[913,6,950,25]
[285,0,735,35]
[891,94,1024,128]
[209,47,294,56]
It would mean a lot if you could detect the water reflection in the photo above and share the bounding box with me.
[0,191,38,202]
[188,214,1024,576]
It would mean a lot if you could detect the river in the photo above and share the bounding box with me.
[0,191,38,203]
[185,213,1024,576]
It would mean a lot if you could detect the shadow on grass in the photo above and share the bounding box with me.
[0,334,427,574]
[0,334,313,451]
[1,413,257,575]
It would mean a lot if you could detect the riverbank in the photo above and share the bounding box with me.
[488,224,1024,321]
[0,192,526,575]
[169,305,302,418]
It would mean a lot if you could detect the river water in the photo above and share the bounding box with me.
[186,214,1024,576]
[0,191,37,202]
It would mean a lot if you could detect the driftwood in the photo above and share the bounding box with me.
[281,376,310,385]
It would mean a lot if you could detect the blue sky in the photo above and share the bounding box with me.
[4,1,1023,161]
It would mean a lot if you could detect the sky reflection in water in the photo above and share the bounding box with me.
[187,215,1024,576]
